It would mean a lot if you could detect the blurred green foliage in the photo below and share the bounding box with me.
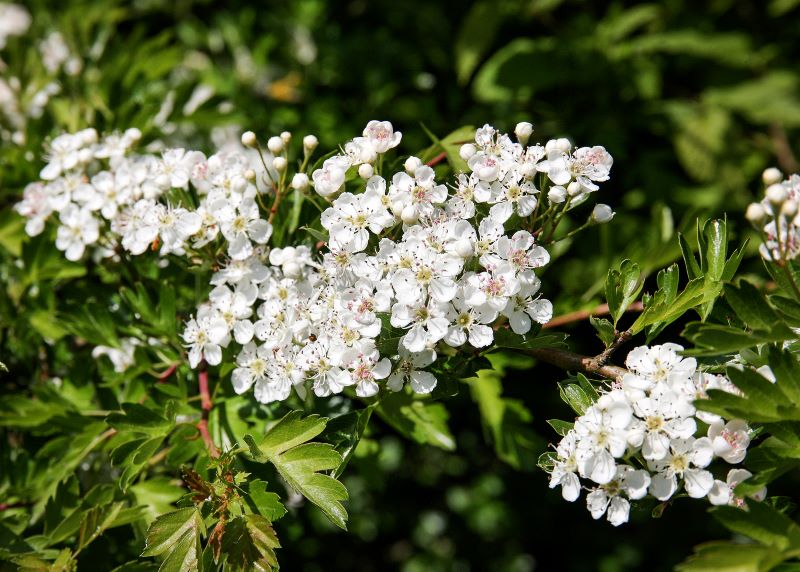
[2,0,800,570]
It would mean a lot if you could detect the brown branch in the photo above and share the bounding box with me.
[0,501,31,512]
[197,367,218,458]
[268,187,284,224]
[524,347,629,382]
[590,329,633,368]
[770,123,799,174]
[426,151,447,167]
[543,301,644,329]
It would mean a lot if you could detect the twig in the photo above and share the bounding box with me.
[524,347,629,382]
[543,301,644,329]
[197,367,218,458]
[770,123,799,174]
[589,329,633,368]
[426,151,447,167]
[0,501,31,511]
[157,363,178,383]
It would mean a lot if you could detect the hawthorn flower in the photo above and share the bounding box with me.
[215,198,273,260]
[586,465,650,527]
[362,120,402,153]
[707,419,751,464]
[389,166,447,222]
[387,346,437,394]
[55,205,100,261]
[501,279,553,334]
[182,312,229,367]
[338,349,392,397]
[647,437,714,500]
[708,468,767,507]
[391,298,450,353]
[312,155,350,197]
[232,342,270,394]
[443,291,497,348]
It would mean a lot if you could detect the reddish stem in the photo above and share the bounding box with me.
[197,368,218,457]
[157,363,178,383]
[426,151,447,167]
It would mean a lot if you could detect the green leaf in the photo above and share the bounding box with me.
[244,481,287,522]
[243,412,349,530]
[631,275,705,335]
[106,403,174,437]
[558,382,593,416]
[322,408,374,477]
[492,327,568,351]
[142,507,203,572]
[468,353,544,470]
[725,281,780,331]
[713,500,800,550]
[605,259,643,326]
[78,502,124,552]
[546,419,574,437]
[221,514,280,572]
[589,316,616,347]
[376,392,456,451]
[676,541,784,572]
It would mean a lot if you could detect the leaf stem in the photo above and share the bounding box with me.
[197,366,219,458]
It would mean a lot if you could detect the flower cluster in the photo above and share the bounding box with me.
[16,120,615,407]
[549,343,760,526]
[14,127,276,262]
[745,168,800,261]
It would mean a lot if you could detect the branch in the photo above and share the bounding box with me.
[770,123,799,174]
[426,151,447,167]
[524,347,629,382]
[590,329,633,368]
[543,301,644,329]
[197,367,218,458]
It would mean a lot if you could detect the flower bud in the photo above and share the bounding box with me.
[358,163,374,179]
[303,135,318,152]
[453,238,474,259]
[401,205,418,224]
[291,173,309,191]
[745,202,767,224]
[272,156,287,172]
[555,138,572,154]
[762,167,783,186]
[267,136,284,154]
[519,163,536,179]
[244,169,256,182]
[459,143,477,161]
[783,199,798,218]
[283,261,301,278]
[124,127,142,142]
[514,121,533,145]
[767,183,788,205]
[567,181,583,197]
[548,186,567,203]
[280,131,292,145]
[241,131,257,147]
[592,204,614,224]
[404,156,423,175]
[391,200,405,217]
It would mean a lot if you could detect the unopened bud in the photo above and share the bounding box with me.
[404,156,423,175]
[548,186,567,204]
[767,183,788,205]
[745,202,767,224]
[241,131,257,147]
[303,135,318,152]
[125,127,142,142]
[291,173,309,191]
[783,200,798,217]
[762,167,783,186]
[459,143,477,161]
[514,121,533,145]
[244,169,256,181]
[401,205,418,224]
[453,238,474,259]
[267,136,284,154]
[280,131,292,145]
[272,156,287,172]
[567,181,583,197]
[358,163,374,179]
[592,204,614,224]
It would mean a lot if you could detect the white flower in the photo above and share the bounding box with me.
[182,312,229,367]
[362,120,402,153]
[586,465,650,527]
[707,419,751,464]
[443,290,497,348]
[647,437,714,500]
[232,342,270,394]
[708,468,767,507]
[215,198,273,260]
[387,346,437,394]
[338,349,391,397]
[55,205,100,261]
[391,299,450,353]
[312,155,351,197]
